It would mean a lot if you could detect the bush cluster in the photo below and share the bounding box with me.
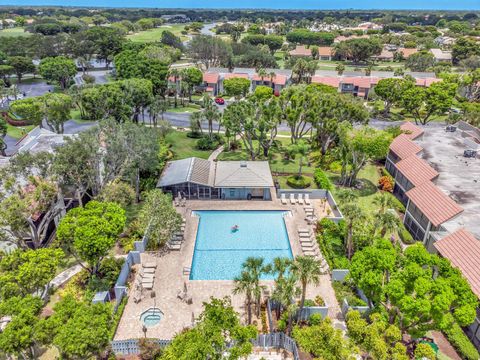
[287,175,311,189]
[313,169,333,190]
[196,134,223,150]
[378,175,394,192]
[444,321,480,360]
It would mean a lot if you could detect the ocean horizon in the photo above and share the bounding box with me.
[0,0,479,10]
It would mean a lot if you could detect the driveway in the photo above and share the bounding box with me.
[74,70,110,86]
[17,81,54,98]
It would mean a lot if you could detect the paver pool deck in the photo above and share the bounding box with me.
[114,194,341,341]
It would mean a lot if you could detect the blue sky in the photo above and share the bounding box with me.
[1,0,479,10]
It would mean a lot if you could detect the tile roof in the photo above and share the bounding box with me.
[430,48,452,61]
[434,228,480,298]
[224,73,250,80]
[311,76,340,88]
[317,46,333,56]
[353,77,371,88]
[398,48,418,58]
[214,161,274,188]
[374,49,394,59]
[203,72,219,84]
[406,181,463,227]
[389,134,423,159]
[424,78,442,87]
[252,74,287,85]
[400,122,424,140]
[289,45,312,57]
[396,155,439,187]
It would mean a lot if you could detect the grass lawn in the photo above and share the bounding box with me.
[127,24,188,42]
[165,130,211,160]
[0,27,31,37]
[274,51,286,69]
[166,106,200,114]
[276,174,319,190]
[329,163,382,215]
[218,136,315,174]
[70,109,95,124]
[6,124,34,139]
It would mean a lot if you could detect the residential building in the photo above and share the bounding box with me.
[157,157,274,200]
[202,70,224,96]
[317,47,333,61]
[14,127,75,155]
[397,48,418,58]
[430,48,453,63]
[434,228,480,349]
[289,45,312,58]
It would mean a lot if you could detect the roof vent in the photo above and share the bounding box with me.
[240,161,247,168]
[446,125,457,132]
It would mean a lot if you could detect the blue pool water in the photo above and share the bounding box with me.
[190,210,293,280]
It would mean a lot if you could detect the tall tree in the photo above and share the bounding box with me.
[56,201,126,275]
[86,26,125,69]
[290,256,323,319]
[400,81,458,125]
[374,78,413,116]
[187,35,232,69]
[161,297,257,360]
[350,240,478,337]
[7,56,35,84]
[38,56,77,90]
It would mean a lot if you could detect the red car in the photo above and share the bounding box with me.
[215,97,225,105]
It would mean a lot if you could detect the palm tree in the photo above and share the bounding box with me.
[201,94,221,139]
[233,271,255,324]
[168,68,180,108]
[269,257,292,282]
[242,257,268,318]
[342,203,366,260]
[257,67,267,84]
[375,211,400,239]
[272,273,300,335]
[373,193,396,215]
[290,256,323,319]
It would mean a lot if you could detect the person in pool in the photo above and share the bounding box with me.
[231,224,239,232]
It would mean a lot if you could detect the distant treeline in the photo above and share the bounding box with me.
[0,7,479,25]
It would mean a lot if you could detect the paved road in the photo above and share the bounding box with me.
[74,70,110,86]
[18,81,54,98]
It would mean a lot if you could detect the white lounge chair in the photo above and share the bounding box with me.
[290,193,296,205]
[297,193,304,205]
[281,193,287,205]
[304,194,311,205]
[143,262,157,269]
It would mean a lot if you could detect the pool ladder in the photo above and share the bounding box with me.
[183,267,191,276]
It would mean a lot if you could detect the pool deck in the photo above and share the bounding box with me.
[114,195,341,341]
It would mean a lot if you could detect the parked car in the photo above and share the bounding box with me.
[215,97,225,105]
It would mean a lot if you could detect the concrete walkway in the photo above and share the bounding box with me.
[49,264,83,288]
[208,145,224,161]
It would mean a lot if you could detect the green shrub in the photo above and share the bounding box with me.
[316,218,347,269]
[399,226,414,244]
[309,313,322,326]
[332,281,366,307]
[303,299,316,307]
[391,196,406,213]
[315,295,325,306]
[444,321,480,360]
[286,175,311,189]
[196,134,223,150]
[314,169,333,190]
[329,160,342,173]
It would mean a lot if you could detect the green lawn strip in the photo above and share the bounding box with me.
[0,27,31,37]
[164,130,211,160]
[218,136,315,174]
[127,24,188,42]
[70,109,95,124]
[6,124,34,139]
[166,106,200,113]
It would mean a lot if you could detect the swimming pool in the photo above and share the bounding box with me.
[190,210,293,280]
